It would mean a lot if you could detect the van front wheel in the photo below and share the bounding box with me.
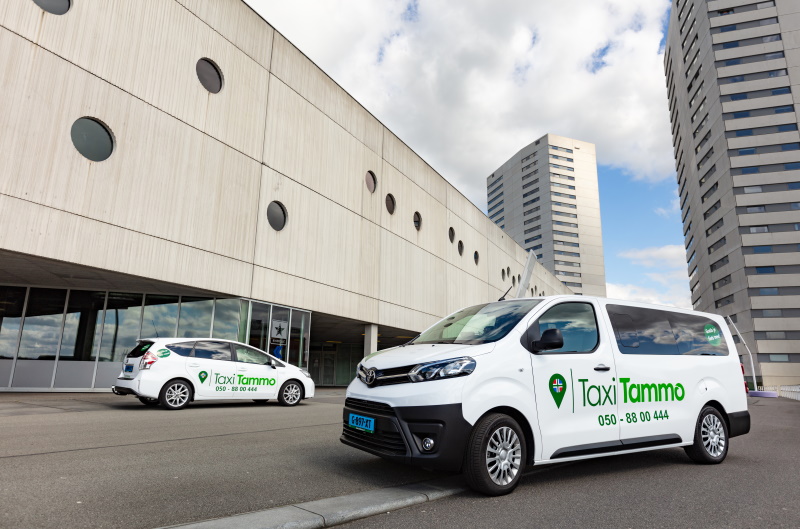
[463,413,526,496]
[684,406,728,464]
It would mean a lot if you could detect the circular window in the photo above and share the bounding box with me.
[365,171,377,193]
[518,274,521,284]
[71,117,114,162]
[531,288,534,296]
[449,227,455,243]
[474,251,479,265]
[413,212,422,231]
[32,0,71,15]
[506,267,511,277]
[196,58,223,94]
[534,286,538,295]
[266,201,287,231]
[512,276,516,287]
[385,193,396,214]
[501,269,506,281]
[457,241,464,256]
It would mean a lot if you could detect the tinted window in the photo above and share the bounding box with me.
[166,342,195,357]
[607,305,727,356]
[126,341,154,358]
[235,345,271,365]
[193,341,232,361]
[533,302,599,353]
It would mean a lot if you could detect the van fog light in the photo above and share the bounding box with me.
[422,438,435,451]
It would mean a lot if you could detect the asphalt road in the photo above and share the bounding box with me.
[0,393,797,529]
[341,396,800,529]
[0,389,434,529]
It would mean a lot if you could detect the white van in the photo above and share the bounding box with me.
[341,296,750,495]
[112,338,315,410]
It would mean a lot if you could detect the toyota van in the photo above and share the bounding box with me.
[341,296,750,495]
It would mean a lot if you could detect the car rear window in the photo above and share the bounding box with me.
[166,342,195,357]
[126,341,154,358]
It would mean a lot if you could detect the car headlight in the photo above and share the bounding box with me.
[408,357,476,383]
[300,369,312,378]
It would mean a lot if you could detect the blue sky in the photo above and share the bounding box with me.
[248,0,687,306]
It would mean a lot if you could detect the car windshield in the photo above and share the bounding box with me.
[412,300,542,345]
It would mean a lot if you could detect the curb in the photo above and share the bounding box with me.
[160,476,466,529]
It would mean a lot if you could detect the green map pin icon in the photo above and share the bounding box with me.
[198,371,208,383]
[549,373,567,409]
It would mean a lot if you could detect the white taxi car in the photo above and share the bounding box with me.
[111,338,315,410]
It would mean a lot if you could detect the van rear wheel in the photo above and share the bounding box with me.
[684,406,729,464]
[463,413,526,496]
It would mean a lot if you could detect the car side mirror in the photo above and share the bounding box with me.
[532,328,564,353]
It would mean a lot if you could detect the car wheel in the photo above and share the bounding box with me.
[159,379,192,410]
[253,400,269,404]
[137,397,159,406]
[684,406,729,464]
[463,413,526,496]
[278,380,303,406]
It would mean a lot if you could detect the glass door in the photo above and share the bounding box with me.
[248,302,271,352]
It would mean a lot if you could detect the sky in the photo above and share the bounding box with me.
[245,0,690,308]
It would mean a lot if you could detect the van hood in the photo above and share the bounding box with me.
[362,342,496,370]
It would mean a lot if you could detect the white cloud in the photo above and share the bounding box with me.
[655,189,680,218]
[611,244,690,308]
[606,282,691,309]
[618,244,685,269]
[245,0,674,208]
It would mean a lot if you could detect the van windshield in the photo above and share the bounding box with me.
[412,300,542,345]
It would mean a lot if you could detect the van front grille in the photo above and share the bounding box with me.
[341,420,407,456]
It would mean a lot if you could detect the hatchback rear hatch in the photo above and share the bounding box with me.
[120,340,155,379]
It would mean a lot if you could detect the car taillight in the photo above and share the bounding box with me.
[741,363,748,394]
[140,351,158,370]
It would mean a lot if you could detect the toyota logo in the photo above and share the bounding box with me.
[365,368,377,386]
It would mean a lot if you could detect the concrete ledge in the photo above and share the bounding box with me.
[161,476,466,529]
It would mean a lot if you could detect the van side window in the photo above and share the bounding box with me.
[607,305,728,356]
[193,341,232,361]
[534,303,599,353]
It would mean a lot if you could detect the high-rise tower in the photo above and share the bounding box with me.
[664,0,800,385]
[487,134,607,297]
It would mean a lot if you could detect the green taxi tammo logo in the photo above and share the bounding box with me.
[704,324,721,346]
[198,371,208,383]
[549,373,567,409]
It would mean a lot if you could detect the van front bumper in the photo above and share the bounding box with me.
[340,398,471,472]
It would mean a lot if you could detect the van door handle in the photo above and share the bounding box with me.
[188,363,200,368]
[594,364,611,372]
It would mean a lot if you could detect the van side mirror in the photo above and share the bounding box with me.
[533,328,564,353]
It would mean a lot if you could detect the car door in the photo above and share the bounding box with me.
[188,341,236,398]
[527,300,620,460]
[233,344,280,399]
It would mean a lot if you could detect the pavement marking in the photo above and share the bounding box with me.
[160,476,466,529]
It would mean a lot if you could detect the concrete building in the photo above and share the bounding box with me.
[0,0,570,391]
[664,0,800,385]
[486,134,607,297]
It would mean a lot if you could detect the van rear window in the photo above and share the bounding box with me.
[607,305,727,356]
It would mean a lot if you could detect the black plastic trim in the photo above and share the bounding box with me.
[551,434,682,459]
[341,402,471,472]
[728,410,751,438]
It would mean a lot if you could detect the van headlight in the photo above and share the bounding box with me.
[408,357,476,383]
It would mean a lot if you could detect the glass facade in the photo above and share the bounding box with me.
[0,286,311,390]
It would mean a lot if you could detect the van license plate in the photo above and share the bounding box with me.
[348,413,375,433]
[123,365,133,373]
